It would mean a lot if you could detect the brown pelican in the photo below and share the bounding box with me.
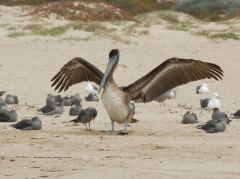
[51,49,223,134]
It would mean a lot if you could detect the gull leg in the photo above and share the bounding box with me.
[85,124,88,130]
[88,123,91,131]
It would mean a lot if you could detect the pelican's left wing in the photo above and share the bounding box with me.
[51,57,104,92]
[122,57,223,103]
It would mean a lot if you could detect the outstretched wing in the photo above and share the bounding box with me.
[51,57,104,92]
[122,57,223,102]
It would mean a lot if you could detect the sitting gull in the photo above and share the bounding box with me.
[5,94,19,104]
[198,108,229,133]
[207,93,221,110]
[12,116,42,130]
[196,82,209,94]
[0,109,17,122]
[182,111,198,124]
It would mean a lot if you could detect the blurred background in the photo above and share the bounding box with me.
[0,0,240,41]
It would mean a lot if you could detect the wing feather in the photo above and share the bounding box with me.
[123,57,223,102]
[51,57,103,92]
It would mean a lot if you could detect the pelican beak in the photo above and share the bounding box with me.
[98,55,118,93]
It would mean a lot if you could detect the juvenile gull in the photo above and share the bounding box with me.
[69,107,97,130]
[182,111,198,124]
[69,105,81,116]
[12,116,42,130]
[0,102,7,110]
[155,90,170,106]
[200,98,210,109]
[39,104,56,113]
[0,109,17,122]
[232,110,240,118]
[43,103,64,115]
[46,94,56,105]
[196,82,209,94]
[70,93,81,106]
[212,108,231,124]
[63,97,72,106]
[197,118,226,133]
[0,91,5,97]
[198,108,229,133]
[5,94,19,104]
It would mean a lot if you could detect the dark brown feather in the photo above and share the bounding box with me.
[122,57,223,102]
[51,57,104,92]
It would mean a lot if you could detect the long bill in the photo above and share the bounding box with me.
[98,55,118,93]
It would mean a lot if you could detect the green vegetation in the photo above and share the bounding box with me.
[195,30,240,40]
[173,0,240,21]
[8,31,27,37]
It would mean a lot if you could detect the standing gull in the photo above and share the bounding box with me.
[69,107,97,130]
[51,49,223,133]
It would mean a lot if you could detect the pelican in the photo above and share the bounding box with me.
[51,49,223,134]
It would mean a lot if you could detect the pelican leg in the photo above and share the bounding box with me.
[108,119,115,134]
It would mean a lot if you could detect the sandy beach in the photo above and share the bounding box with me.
[0,5,240,179]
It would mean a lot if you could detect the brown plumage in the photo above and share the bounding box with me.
[51,57,103,93]
[51,50,223,133]
[122,58,223,102]
[52,57,223,101]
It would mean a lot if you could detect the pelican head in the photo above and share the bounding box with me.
[98,49,119,93]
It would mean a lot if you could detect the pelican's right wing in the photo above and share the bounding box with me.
[51,57,103,92]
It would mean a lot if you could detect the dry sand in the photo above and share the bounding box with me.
[0,5,240,179]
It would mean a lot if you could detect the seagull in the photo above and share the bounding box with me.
[63,97,72,106]
[0,109,17,122]
[12,116,42,130]
[70,93,81,106]
[69,107,97,130]
[212,108,231,124]
[168,89,176,99]
[207,93,221,110]
[85,81,98,95]
[197,108,229,133]
[69,105,81,116]
[85,93,99,101]
[0,102,8,110]
[51,49,223,133]
[5,94,19,104]
[43,103,64,115]
[200,98,210,109]
[0,91,6,97]
[231,110,240,118]
[38,104,56,113]
[196,82,209,94]
[182,111,198,124]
